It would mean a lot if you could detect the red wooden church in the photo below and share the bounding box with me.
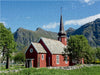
[25,14,69,68]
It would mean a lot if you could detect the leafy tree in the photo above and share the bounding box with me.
[13,46,27,63]
[96,47,100,60]
[63,35,94,64]
[14,52,25,63]
[0,23,16,69]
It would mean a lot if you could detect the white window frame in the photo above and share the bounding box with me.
[56,55,59,64]
[65,38,66,42]
[65,57,67,64]
[42,54,44,60]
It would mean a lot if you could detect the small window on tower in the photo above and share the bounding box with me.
[59,38,61,41]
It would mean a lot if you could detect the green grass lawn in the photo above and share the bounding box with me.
[0,66,100,75]
[0,64,25,71]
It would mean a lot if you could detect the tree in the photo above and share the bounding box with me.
[0,23,5,48]
[96,47,100,60]
[0,23,16,69]
[63,35,94,64]
[13,46,27,64]
[14,52,25,63]
[0,23,7,61]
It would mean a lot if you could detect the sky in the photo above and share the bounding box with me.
[0,0,100,33]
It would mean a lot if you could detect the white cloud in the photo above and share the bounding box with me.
[64,14,100,26]
[42,14,100,29]
[80,0,95,5]
[42,22,59,29]
[84,0,90,3]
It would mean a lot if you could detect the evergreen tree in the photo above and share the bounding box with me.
[0,23,16,69]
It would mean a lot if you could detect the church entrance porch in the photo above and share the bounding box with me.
[25,59,34,68]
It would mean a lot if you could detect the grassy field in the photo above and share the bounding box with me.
[0,64,25,71]
[0,66,100,75]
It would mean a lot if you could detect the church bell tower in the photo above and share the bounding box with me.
[58,8,67,45]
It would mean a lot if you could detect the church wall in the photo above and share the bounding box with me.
[39,39,52,67]
[38,53,47,67]
[52,54,69,67]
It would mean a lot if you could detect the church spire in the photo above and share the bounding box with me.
[59,14,65,34]
[58,7,66,37]
[58,7,67,45]
[59,7,64,34]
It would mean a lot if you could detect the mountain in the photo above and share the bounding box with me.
[66,27,75,37]
[67,18,100,47]
[14,27,58,50]
[14,18,100,50]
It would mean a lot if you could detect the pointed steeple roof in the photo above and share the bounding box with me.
[59,14,65,33]
[58,10,66,37]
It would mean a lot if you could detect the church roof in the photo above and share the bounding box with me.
[40,37,66,54]
[31,42,46,53]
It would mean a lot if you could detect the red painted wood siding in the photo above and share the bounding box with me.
[52,54,69,67]
[32,60,34,67]
[60,37,67,45]
[25,44,38,67]
[39,39,69,67]
[39,39,52,66]
[38,54,46,67]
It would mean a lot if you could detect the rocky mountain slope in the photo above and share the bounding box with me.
[66,27,75,37]
[14,18,100,50]
[14,27,57,50]
[71,18,100,47]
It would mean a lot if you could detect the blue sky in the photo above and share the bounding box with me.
[0,0,100,33]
